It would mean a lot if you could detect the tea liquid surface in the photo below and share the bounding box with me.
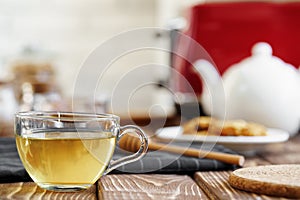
[16,132,116,185]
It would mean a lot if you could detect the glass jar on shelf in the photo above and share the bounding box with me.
[8,45,67,112]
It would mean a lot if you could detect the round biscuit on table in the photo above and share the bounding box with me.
[229,164,300,198]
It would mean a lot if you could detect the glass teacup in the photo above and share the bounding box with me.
[15,111,148,192]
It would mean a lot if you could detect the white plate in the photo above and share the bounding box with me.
[155,126,290,155]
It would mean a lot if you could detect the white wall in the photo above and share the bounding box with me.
[0,0,174,116]
[3,0,155,89]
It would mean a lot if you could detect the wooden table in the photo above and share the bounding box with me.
[0,116,299,200]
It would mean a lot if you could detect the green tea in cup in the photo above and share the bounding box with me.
[15,112,148,192]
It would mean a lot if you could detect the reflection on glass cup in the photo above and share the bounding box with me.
[15,111,148,192]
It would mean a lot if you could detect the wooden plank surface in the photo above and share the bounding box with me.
[192,135,300,199]
[1,121,299,199]
[259,134,300,164]
[243,157,271,167]
[0,182,97,200]
[194,171,288,200]
[98,174,207,200]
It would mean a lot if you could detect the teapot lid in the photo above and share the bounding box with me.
[229,42,295,71]
[251,42,272,57]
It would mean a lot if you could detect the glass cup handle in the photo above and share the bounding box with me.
[104,125,148,174]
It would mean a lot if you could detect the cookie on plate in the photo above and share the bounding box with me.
[182,117,267,136]
[221,120,267,136]
[182,116,214,135]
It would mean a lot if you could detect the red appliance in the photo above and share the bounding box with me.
[173,2,300,97]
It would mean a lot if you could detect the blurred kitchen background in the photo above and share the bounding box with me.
[0,0,299,135]
[0,0,195,115]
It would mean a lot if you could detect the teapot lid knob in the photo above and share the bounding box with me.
[251,42,272,57]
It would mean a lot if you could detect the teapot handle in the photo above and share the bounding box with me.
[193,59,226,119]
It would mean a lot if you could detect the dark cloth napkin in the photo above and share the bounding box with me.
[112,143,238,174]
[0,138,238,183]
[0,138,32,183]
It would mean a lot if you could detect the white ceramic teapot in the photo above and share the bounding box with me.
[195,42,300,136]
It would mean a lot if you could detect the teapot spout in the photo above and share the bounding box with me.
[193,59,226,118]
